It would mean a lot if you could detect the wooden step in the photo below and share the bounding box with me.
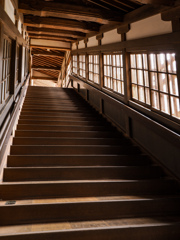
[14,130,121,138]
[0,217,180,240]
[10,145,141,155]
[0,179,179,200]
[19,115,102,121]
[18,119,108,126]
[16,124,112,131]
[0,197,180,226]
[7,154,152,167]
[3,166,164,182]
[12,137,130,146]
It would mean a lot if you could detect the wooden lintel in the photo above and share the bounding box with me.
[84,38,89,44]
[117,24,130,34]
[18,0,123,25]
[24,15,100,34]
[96,33,104,40]
[32,66,61,71]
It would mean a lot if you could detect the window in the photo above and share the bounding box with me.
[104,53,124,94]
[72,55,78,74]
[1,36,12,103]
[130,52,180,119]
[89,55,99,84]
[79,55,86,78]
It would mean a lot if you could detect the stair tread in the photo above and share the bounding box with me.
[0,216,180,237]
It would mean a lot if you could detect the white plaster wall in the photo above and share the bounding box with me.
[5,0,15,24]
[102,29,121,45]
[72,43,77,50]
[87,36,98,48]
[127,14,172,41]
[78,40,85,49]
[31,39,71,48]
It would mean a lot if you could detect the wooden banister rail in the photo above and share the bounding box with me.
[0,75,30,173]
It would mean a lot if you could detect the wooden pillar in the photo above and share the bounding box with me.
[0,0,5,8]
[96,34,104,89]
[10,39,17,96]
[117,24,131,104]
[0,22,4,104]
[18,45,23,84]
[84,38,88,82]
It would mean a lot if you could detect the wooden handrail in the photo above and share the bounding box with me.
[0,75,30,171]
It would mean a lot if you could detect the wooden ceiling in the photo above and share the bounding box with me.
[18,0,176,81]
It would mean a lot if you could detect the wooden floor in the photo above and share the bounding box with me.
[0,86,180,239]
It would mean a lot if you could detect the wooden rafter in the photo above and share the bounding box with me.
[29,34,76,42]
[135,0,175,5]
[32,66,61,71]
[31,76,57,81]
[18,0,123,25]
[31,50,65,58]
[24,15,101,33]
[27,27,85,38]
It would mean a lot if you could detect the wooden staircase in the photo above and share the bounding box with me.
[0,86,180,239]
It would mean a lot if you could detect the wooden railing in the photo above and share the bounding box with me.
[0,75,30,174]
[70,75,180,180]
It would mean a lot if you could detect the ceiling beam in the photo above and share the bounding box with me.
[135,0,175,6]
[24,15,100,33]
[31,66,61,71]
[18,0,123,25]
[27,27,85,38]
[30,45,70,51]
[31,51,65,58]
[31,76,57,81]
[29,34,76,42]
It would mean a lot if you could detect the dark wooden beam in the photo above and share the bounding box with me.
[18,0,123,25]
[31,66,61,71]
[135,0,175,6]
[26,27,85,39]
[31,51,65,58]
[30,45,70,51]
[161,6,180,21]
[31,76,57,81]
[24,16,101,34]
[29,34,76,42]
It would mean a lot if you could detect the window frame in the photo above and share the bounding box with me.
[130,50,180,121]
[79,54,86,79]
[88,54,100,85]
[103,52,124,96]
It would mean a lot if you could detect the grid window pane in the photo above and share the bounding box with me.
[79,55,86,78]
[171,96,180,118]
[157,53,166,72]
[103,53,124,95]
[72,55,78,74]
[160,93,170,114]
[159,73,168,93]
[151,91,160,110]
[88,55,99,84]
[149,54,157,71]
[169,75,179,96]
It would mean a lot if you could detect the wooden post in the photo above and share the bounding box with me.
[84,38,88,82]
[96,34,104,89]
[10,39,17,96]
[0,22,4,104]
[0,0,5,8]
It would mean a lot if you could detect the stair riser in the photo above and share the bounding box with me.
[0,225,180,240]
[0,199,180,226]
[18,120,106,126]
[12,138,129,146]
[10,146,140,155]
[7,155,151,167]
[17,125,110,131]
[3,167,163,182]
[15,131,119,138]
[0,181,178,200]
